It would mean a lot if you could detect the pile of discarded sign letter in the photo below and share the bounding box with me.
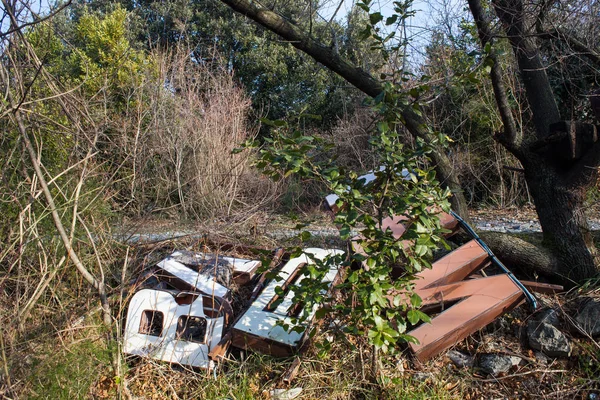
[123,247,345,369]
[123,173,562,369]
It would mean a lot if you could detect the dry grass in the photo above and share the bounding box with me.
[119,45,279,219]
[2,219,599,400]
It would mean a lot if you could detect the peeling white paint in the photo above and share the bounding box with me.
[233,248,343,347]
[123,289,225,369]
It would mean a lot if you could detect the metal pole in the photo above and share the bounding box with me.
[449,210,538,311]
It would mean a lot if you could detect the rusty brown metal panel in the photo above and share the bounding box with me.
[230,329,297,357]
[351,212,459,258]
[414,240,488,291]
[408,274,524,362]
[379,212,458,240]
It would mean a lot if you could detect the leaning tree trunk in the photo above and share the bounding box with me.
[468,0,600,282]
[217,0,470,219]
[521,151,600,283]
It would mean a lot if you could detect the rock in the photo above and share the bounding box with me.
[534,351,551,365]
[527,322,571,357]
[575,299,600,337]
[447,350,475,368]
[478,354,514,375]
[412,372,433,382]
[530,307,560,327]
[509,356,523,366]
[269,388,303,400]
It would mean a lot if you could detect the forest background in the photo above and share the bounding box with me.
[1,0,599,398]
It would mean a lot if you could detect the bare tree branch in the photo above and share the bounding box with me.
[467,0,522,152]
[537,28,600,67]
[218,0,470,217]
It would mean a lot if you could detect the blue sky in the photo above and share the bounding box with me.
[319,0,467,66]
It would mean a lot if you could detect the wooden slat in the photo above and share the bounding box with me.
[520,280,563,294]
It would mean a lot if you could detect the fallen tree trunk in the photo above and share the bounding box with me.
[479,231,572,286]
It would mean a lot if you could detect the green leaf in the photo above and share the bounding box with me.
[415,244,428,257]
[373,314,384,330]
[369,12,384,25]
[410,293,422,308]
[357,2,370,12]
[407,310,419,325]
[300,231,312,241]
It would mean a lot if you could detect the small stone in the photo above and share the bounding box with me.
[575,299,600,337]
[270,388,303,400]
[447,350,475,368]
[534,351,551,365]
[527,322,571,357]
[531,308,560,327]
[478,354,514,375]
[509,356,523,366]
[412,372,433,382]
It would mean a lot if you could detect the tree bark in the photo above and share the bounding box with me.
[218,0,469,218]
[467,0,600,281]
[479,231,564,279]
[493,0,561,139]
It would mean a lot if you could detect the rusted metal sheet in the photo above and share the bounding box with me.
[378,239,526,361]
[407,273,523,362]
[231,248,343,356]
[413,240,489,291]
[324,187,540,361]
[350,212,460,263]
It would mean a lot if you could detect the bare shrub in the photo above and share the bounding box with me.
[327,105,379,171]
[122,46,277,219]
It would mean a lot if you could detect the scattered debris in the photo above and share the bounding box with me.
[123,250,258,368]
[281,357,302,384]
[405,239,525,361]
[268,387,303,400]
[412,372,434,382]
[123,289,230,369]
[123,247,343,367]
[324,171,552,362]
[575,298,600,337]
[121,171,568,371]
